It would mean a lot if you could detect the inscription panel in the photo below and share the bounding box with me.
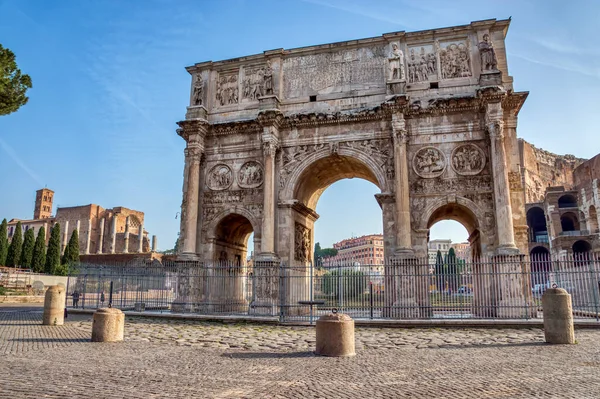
[282,46,386,98]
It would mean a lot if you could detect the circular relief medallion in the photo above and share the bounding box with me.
[413,147,446,178]
[451,144,486,176]
[207,164,233,191]
[238,161,264,188]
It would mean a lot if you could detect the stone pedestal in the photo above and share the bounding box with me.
[479,70,502,86]
[387,80,406,95]
[389,257,420,318]
[315,313,355,357]
[171,260,205,313]
[258,95,280,110]
[542,288,575,344]
[42,285,66,326]
[495,253,534,318]
[249,256,280,316]
[91,308,125,342]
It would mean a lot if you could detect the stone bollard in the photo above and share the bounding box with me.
[91,308,125,342]
[542,287,575,344]
[42,285,66,326]
[315,312,355,357]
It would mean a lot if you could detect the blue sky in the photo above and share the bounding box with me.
[0,0,599,250]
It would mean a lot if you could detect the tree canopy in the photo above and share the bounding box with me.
[62,229,80,265]
[314,242,338,263]
[31,226,46,273]
[0,44,32,116]
[45,224,61,274]
[6,221,23,267]
[0,219,8,266]
[20,228,35,268]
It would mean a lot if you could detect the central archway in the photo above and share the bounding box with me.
[279,146,389,266]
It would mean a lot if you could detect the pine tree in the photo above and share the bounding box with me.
[6,221,23,267]
[20,228,35,268]
[31,226,46,273]
[62,229,80,266]
[0,218,8,266]
[45,223,61,274]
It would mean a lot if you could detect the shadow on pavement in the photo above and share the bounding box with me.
[10,338,88,343]
[223,351,315,359]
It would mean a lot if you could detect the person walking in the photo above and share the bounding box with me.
[72,291,80,308]
[100,291,105,307]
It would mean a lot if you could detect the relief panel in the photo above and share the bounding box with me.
[438,40,472,79]
[406,45,437,83]
[282,46,386,98]
[215,72,239,106]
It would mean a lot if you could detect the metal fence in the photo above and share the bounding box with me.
[65,253,600,324]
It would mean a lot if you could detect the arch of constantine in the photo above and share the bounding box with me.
[175,18,531,317]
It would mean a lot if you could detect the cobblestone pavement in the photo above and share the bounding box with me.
[2,306,600,398]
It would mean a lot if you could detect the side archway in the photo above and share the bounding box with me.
[205,209,260,263]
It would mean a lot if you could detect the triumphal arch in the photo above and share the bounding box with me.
[176,19,530,317]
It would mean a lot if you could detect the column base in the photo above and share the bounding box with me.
[179,252,199,261]
[393,248,416,260]
[495,245,520,256]
[479,70,502,86]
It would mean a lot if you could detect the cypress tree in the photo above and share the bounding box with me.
[20,228,35,268]
[45,223,61,274]
[0,218,8,266]
[434,249,445,292]
[6,221,23,267]
[62,229,80,265]
[31,226,46,273]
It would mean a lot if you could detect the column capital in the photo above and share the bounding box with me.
[185,143,204,163]
[262,139,279,157]
[257,109,285,129]
[176,119,209,142]
[487,120,505,140]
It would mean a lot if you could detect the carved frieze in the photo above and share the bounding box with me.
[413,147,446,178]
[407,45,437,83]
[451,144,486,176]
[242,62,273,100]
[207,164,233,191]
[411,175,493,195]
[438,40,472,79]
[410,196,427,228]
[294,222,311,262]
[202,206,222,224]
[508,172,523,191]
[279,138,394,190]
[238,161,264,188]
[204,188,262,205]
[282,46,386,98]
[216,73,239,106]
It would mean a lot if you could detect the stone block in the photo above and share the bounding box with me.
[91,308,125,342]
[42,285,66,326]
[542,288,575,344]
[479,70,502,86]
[315,313,355,357]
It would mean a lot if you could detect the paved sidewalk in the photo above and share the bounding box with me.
[1,306,600,398]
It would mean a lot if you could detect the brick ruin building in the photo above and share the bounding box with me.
[7,188,157,256]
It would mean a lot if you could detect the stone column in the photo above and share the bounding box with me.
[391,112,412,255]
[97,218,105,254]
[138,224,144,253]
[181,145,202,257]
[151,235,157,252]
[176,119,207,259]
[486,103,518,253]
[62,220,69,255]
[110,217,117,254]
[261,139,278,255]
[43,222,48,240]
[123,216,130,253]
[85,218,92,254]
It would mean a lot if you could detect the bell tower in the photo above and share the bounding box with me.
[34,188,54,219]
